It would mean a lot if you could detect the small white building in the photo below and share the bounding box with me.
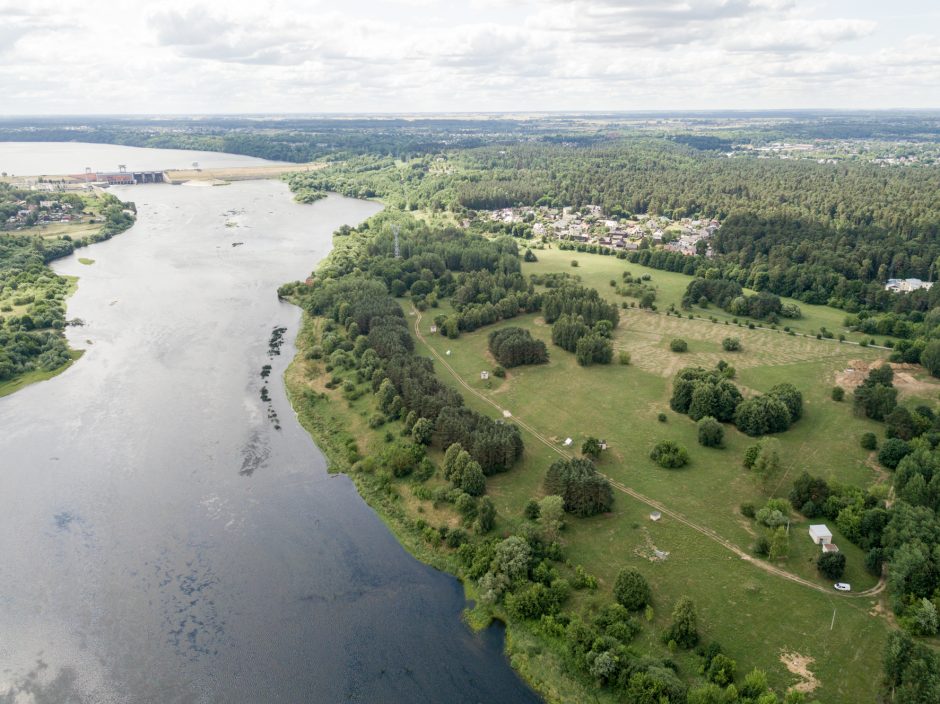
[480,371,490,380]
[885,278,934,293]
[809,524,833,545]
[429,324,437,333]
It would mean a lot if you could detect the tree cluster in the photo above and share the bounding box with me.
[487,326,548,367]
[544,457,614,517]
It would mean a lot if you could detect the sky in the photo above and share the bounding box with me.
[1,0,938,114]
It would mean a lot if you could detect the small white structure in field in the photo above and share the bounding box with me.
[809,524,833,545]
[446,350,451,356]
[599,439,608,450]
[503,410,511,418]
[480,371,490,380]
[650,511,662,522]
[563,438,573,447]
[429,324,437,333]
[822,543,840,554]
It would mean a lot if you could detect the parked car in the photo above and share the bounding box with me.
[834,582,851,592]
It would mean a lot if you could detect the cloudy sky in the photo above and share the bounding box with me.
[1,0,938,114]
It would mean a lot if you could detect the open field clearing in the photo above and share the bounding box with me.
[525,247,898,346]
[381,246,914,700]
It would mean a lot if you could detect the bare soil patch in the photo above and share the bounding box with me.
[835,359,939,398]
[780,651,820,694]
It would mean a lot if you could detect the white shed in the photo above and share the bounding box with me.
[809,524,833,545]
[480,371,490,380]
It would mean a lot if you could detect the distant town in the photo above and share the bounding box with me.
[476,205,720,257]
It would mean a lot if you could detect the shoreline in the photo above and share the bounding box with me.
[0,197,136,398]
[282,307,556,702]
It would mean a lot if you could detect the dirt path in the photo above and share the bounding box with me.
[412,308,886,600]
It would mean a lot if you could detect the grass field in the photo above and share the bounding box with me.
[284,243,933,702]
[526,246,896,346]
[403,250,911,701]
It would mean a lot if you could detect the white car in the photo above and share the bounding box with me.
[834,582,851,592]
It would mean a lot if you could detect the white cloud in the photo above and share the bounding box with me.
[0,0,935,113]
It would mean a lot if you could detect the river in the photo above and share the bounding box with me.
[0,146,540,703]
[0,142,284,176]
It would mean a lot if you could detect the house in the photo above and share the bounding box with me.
[809,524,833,545]
[885,278,934,293]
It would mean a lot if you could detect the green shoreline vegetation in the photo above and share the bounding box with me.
[280,201,940,703]
[0,184,136,393]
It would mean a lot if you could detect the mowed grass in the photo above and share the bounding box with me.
[526,246,896,345]
[406,254,899,701]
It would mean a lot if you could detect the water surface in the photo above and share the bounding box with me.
[0,153,540,703]
[0,141,284,176]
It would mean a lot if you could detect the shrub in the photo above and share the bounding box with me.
[657,412,667,423]
[614,567,651,611]
[754,536,770,557]
[697,416,724,448]
[411,417,434,445]
[650,440,690,468]
[581,436,602,459]
[878,437,911,469]
[524,499,541,520]
[662,597,699,649]
[381,441,424,478]
[740,502,756,518]
[670,338,688,353]
[832,386,845,401]
[860,432,878,451]
[721,337,741,352]
[619,350,631,365]
[817,552,846,580]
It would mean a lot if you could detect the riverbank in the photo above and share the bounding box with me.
[0,188,135,396]
[283,307,595,704]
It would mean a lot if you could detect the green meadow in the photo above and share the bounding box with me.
[287,244,931,702]
[408,249,901,701]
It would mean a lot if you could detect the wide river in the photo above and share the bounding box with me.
[0,145,540,703]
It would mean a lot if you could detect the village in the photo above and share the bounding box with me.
[2,196,84,230]
[477,205,720,257]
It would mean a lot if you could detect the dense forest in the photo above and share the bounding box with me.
[283,133,940,370]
